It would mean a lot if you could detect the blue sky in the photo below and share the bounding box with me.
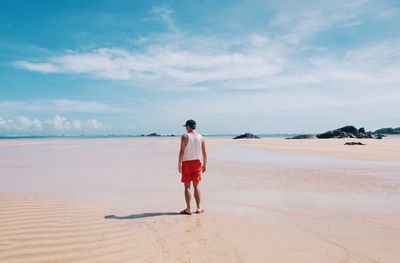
[1,0,399,135]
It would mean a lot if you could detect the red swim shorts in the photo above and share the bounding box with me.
[181,159,202,183]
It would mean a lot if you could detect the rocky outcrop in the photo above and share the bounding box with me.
[147,133,161,137]
[316,126,374,139]
[373,127,400,135]
[233,133,260,139]
[344,142,365,145]
[286,134,315,139]
[141,133,176,137]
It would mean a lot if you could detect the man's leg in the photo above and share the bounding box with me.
[193,181,202,213]
[184,182,192,213]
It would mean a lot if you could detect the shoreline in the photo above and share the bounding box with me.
[1,136,400,161]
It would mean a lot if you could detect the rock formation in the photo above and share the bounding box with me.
[233,133,260,139]
[344,142,365,145]
[147,133,161,137]
[286,134,315,139]
[316,126,374,139]
[373,127,400,135]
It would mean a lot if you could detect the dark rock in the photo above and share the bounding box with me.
[339,125,359,134]
[147,133,161,137]
[233,133,260,139]
[317,126,374,139]
[344,142,365,145]
[364,131,374,138]
[286,134,315,139]
[317,129,350,139]
[373,127,400,135]
[375,134,384,139]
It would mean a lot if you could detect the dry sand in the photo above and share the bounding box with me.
[1,137,400,262]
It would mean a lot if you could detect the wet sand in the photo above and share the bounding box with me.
[1,137,400,262]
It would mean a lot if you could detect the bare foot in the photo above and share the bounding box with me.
[195,209,204,214]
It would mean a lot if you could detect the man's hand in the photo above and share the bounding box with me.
[201,139,207,174]
[178,164,182,174]
[202,164,206,173]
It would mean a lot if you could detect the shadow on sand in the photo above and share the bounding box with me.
[104,212,181,220]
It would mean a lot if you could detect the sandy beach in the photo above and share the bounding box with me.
[1,137,400,262]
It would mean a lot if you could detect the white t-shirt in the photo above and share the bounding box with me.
[182,132,203,162]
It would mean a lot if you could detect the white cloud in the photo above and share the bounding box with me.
[50,115,67,130]
[14,61,59,73]
[17,116,42,130]
[85,118,103,129]
[13,36,400,94]
[47,115,104,131]
[0,116,42,130]
[0,115,103,132]
[13,45,287,88]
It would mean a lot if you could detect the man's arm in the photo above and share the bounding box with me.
[201,139,207,173]
[178,135,188,173]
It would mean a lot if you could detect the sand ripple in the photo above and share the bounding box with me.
[0,193,143,263]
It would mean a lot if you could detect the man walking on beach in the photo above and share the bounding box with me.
[178,119,207,215]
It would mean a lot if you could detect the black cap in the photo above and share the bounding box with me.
[183,119,196,129]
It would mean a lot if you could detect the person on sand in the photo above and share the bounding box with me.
[178,119,207,215]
